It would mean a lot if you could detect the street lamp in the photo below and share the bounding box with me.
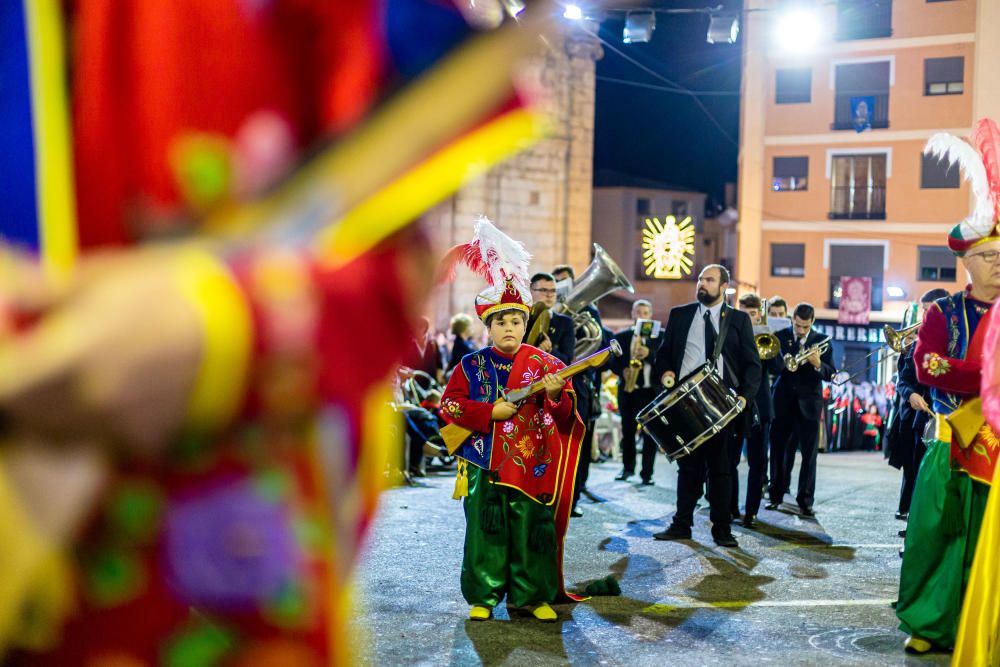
[623,11,656,44]
[706,13,740,45]
[774,8,821,53]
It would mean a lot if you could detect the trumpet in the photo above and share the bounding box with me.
[784,338,831,372]
[885,322,920,353]
[754,298,780,360]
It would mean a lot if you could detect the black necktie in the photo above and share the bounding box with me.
[704,310,716,363]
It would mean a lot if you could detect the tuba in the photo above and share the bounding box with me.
[754,298,780,360]
[555,244,634,359]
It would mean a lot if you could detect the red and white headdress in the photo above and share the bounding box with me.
[924,118,1000,255]
[437,216,532,322]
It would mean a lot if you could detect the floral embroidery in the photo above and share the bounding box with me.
[922,352,951,377]
[521,367,541,385]
[533,464,549,477]
[442,398,464,419]
[515,435,538,459]
[542,413,554,427]
[502,422,514,434]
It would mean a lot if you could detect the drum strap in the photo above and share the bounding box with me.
[709,306,730,365]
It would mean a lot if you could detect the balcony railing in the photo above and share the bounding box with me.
[829,185,886,220]
[832,93,889,131]
[836,0,892,40]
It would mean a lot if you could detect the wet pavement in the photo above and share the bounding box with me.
[354,451,950,666]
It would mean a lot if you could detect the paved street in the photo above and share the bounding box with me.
[354,451,949,666]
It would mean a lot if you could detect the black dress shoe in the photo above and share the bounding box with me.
[799,506,815,517]
[713,533,739,548]
[653,525,691,540]
[764,503,779,511]
[898,529,906,538]
[741,515,756,529]
[640,478,655,486]
[615,471,634,481]
[571,507,583,518]
[895,511,909,521]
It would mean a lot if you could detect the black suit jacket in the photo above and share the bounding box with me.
[771,328,836,420]
[608,327,664,391]
[652,302,762,406]
[888,345,930,468]
[546,311,576,366]
[755,353,785,421]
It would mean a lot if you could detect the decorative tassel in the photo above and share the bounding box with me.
[480,473,504,536]
[941,472,966,538]
[528,517,556,555]
[583,576,622,597]
[452,460,469,500]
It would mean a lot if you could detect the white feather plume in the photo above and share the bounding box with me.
[924,133,996,236]
[472,215,533,303]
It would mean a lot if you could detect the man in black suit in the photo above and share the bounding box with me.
[525,272,575,365]
[607,299,662,485]
[768,302,835,516]
[652,265,761,548]
[735,293,784,528]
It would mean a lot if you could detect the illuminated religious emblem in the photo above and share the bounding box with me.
[642,215,695,279]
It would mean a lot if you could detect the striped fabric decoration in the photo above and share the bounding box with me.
[0,0,76,274]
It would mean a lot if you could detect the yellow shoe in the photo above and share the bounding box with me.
[532,602,557,622]
[469,605,492,621]
[904,636,932,654]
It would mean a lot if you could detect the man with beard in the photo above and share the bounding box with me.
[525,272,575,366]
[652,265,760,547]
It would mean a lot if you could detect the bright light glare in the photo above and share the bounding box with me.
[774,9,821,52]
[725,288,737,295]
[563,4,583,20]
[887,286,905,298]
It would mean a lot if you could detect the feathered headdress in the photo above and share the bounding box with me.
[437,216,533,322]
[924,118,1000,255]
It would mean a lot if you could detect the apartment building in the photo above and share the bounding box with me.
[736,0,1000,375]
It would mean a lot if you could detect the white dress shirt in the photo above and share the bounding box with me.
[679,302,725,380]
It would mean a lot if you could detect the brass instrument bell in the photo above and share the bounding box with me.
[753,298,780,360]
[884,322,920,353]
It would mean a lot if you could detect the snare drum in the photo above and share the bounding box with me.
[636,364,746,461]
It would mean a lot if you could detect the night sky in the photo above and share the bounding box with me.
[592,2,744,207]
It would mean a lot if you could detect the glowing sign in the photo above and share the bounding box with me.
[642,215,695,279]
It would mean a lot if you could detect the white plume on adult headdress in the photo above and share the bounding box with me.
[924,130,996,239]
[435,215,533,301]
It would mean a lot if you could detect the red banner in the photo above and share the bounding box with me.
[838,276,872,325]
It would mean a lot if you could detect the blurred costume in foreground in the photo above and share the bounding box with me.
[438,219,584,621]
[896,119,1000,654]
[0,1,550,663]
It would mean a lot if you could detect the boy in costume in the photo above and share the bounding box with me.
[439,218,585,622]
[895,118,1000,654]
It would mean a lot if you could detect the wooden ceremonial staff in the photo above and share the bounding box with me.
[441,340,622,454]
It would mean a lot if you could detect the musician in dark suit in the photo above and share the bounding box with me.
[768,303,835,516]
[526,272,575,365]
[607,300,663,485]
[888,288,948,521]
[651,265,761,548]
[735,293,784,528]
